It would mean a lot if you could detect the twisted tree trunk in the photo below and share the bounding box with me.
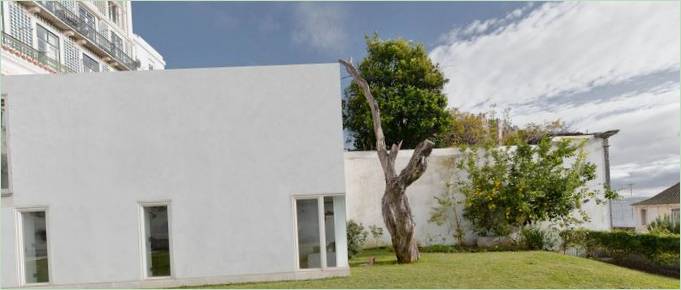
[340,59,434,263]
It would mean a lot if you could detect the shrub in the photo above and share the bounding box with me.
[520,227,557,250]
[456,137,612,236]
[560,229,680,271]
[369,225,384,242]
[647,215,680,235]
[347,220,368,258]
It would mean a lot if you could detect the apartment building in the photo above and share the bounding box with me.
[1,1,164,75]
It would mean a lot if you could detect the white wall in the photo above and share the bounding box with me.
[344,137,612,247]
[633,204,680,232]
[1,63,347,288]
[612,196,647,228]
[133,34,165,71]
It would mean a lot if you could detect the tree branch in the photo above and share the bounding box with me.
[398,139,434,186]
[340,58,396,178]
[339,59,434,187]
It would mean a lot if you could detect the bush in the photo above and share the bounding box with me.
[520,227,556,250]
[347,220,368,258]
[560,229,680,276]
[456,137,608,236]
[647,215,680,235]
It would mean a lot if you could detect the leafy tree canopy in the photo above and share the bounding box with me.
[343,35,452,150]
[441,108,569,147]
[456,137,614,236]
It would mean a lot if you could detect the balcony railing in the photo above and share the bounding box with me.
[2,32,74,73]
[33,1,138,70]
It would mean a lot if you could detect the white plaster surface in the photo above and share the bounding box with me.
[1,63,347,288]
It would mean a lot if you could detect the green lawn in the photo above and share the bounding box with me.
[194,248,679,288]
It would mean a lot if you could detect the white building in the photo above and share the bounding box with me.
[1,64,348,288]
[132,34,165,71]
[1,1,164,75]
[632,183,680,232]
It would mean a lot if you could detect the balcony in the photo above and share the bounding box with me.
[22,1,138,70]
[2,32,74,73]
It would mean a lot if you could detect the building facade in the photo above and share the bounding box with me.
[1,1,164,75]
[1,63,347,288]
[632,183,680,232]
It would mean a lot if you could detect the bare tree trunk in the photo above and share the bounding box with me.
[339,59,434,264]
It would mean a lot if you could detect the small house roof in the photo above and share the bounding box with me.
[632,183,680,206]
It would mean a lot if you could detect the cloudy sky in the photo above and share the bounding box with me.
[134,1,680,197]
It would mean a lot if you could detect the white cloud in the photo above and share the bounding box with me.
[292,3,347,53]
[430,2,680,196]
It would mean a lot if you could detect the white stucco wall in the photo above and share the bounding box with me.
[1,63,348,288]
[344,136,612,247]
[612,196,647,228]
[633,204,680,232]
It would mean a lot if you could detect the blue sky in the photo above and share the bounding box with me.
[133,1,680,197]
[132,1,525,68]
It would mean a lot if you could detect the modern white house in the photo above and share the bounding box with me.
[632,183,680,232]
[0,63,348,288]
[1,1,164,75]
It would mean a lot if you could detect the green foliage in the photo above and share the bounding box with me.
[520,227,558,250]
[560,229,680,267]
[647,215,680,235]
[457,137,603,236]
[368,225,384,241]
[441,108,568,147]
[347,220,368,258]
[343,34,452,150]
[428,189,465,244]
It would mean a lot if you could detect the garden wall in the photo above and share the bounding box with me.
[344,137,612,247]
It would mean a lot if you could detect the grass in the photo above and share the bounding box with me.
[194,248,679,288]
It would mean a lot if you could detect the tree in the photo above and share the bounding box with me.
[343,35,452,150]
[339,58,433,263]
[440,108,569,147]
[451,137,614,236]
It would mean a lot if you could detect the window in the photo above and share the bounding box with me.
[108,2,120,24]
[36,25,60,62]
[1,95,10,195]
[142,204,171,278]
[20,210,50,284]
[640,209,647,225]
[671,209,680,224]
[111,32,122,49]
[110,32,123,58]
[148,64,154,71]
[78,5,96,28]
[78,5,96,40]
[296,199,320,268]
[82,53,99,72]
[295,195,345,269]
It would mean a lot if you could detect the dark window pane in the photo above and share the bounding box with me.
[324,197,336,267]
[144,206,170,277]
[22,211,49,283]
[296,199,320,269]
